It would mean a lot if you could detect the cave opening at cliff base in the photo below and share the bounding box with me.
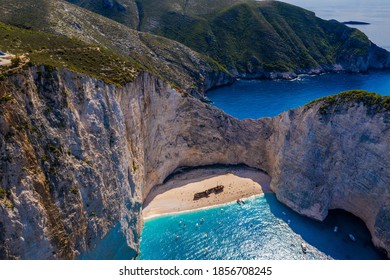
[288,208,387,259]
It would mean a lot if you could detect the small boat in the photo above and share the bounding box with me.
[333,226,338,233]
[200,218,205,223]
[349,234,356,241]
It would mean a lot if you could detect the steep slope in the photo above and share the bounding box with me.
[0,0,232,95]
[1,0,389,260]
[0,22,141,86]
[66,0,140,29]
[137,0,390,77]
[0,66,144,259]
[65,0,250,29]
[69,0,390,78]
[1,61,389,258]
[268,91,390,255]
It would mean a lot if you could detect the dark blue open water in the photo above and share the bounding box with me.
[207,71,390,119]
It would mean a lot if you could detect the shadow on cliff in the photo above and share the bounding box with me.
[263,194,386,260]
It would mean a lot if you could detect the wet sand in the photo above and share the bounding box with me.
[143,166,272,219]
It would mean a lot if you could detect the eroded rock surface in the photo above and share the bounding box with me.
[0,67,389,259]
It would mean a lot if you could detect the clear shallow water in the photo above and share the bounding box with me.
[139,195,384,260]
[207,71,390,119]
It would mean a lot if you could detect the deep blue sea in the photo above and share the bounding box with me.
[207,71,390,119]
[139,195,384,260]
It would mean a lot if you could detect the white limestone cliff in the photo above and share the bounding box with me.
[0,66,389,259]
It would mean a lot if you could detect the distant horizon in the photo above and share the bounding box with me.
[273,0,390,50]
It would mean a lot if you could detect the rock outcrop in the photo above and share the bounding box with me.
[0,67,143,259]
[0,67,389,259]
[267,95,390,256]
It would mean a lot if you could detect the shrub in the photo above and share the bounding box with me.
[10,56,22,67]
[307,90,390,115]
[47,145,61,154]
[0,187,11,200]
[70,187,79,195]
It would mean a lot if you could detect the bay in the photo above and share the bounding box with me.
[139,195,384,260]
[207,71,390,119]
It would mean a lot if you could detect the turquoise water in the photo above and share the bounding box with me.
[207,71,390,119]
[139,195,384,260]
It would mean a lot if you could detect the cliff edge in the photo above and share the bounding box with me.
[268,91,390,256]
[1,67,389,259]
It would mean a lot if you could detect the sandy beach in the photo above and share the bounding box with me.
[143,166,272,219]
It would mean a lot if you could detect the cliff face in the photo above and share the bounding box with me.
[267,101,390,255]
[1,67,389,259]
[0,67,143,259]
[0,67,258,259]
[115,72,270,199]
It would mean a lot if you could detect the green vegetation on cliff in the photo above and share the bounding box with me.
[139,0,371,73]
[0,187,11,200]
[66,0,373,75]
[66,0,140,30]
[1,0,386,94]
[0,0,230,94]
[308,90,390,114]
[0,22,141,85]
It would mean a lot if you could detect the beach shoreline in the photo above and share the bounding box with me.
[142,166,272,219]
[144,193,264,220]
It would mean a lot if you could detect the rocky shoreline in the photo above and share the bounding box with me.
[202,41,390,97]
